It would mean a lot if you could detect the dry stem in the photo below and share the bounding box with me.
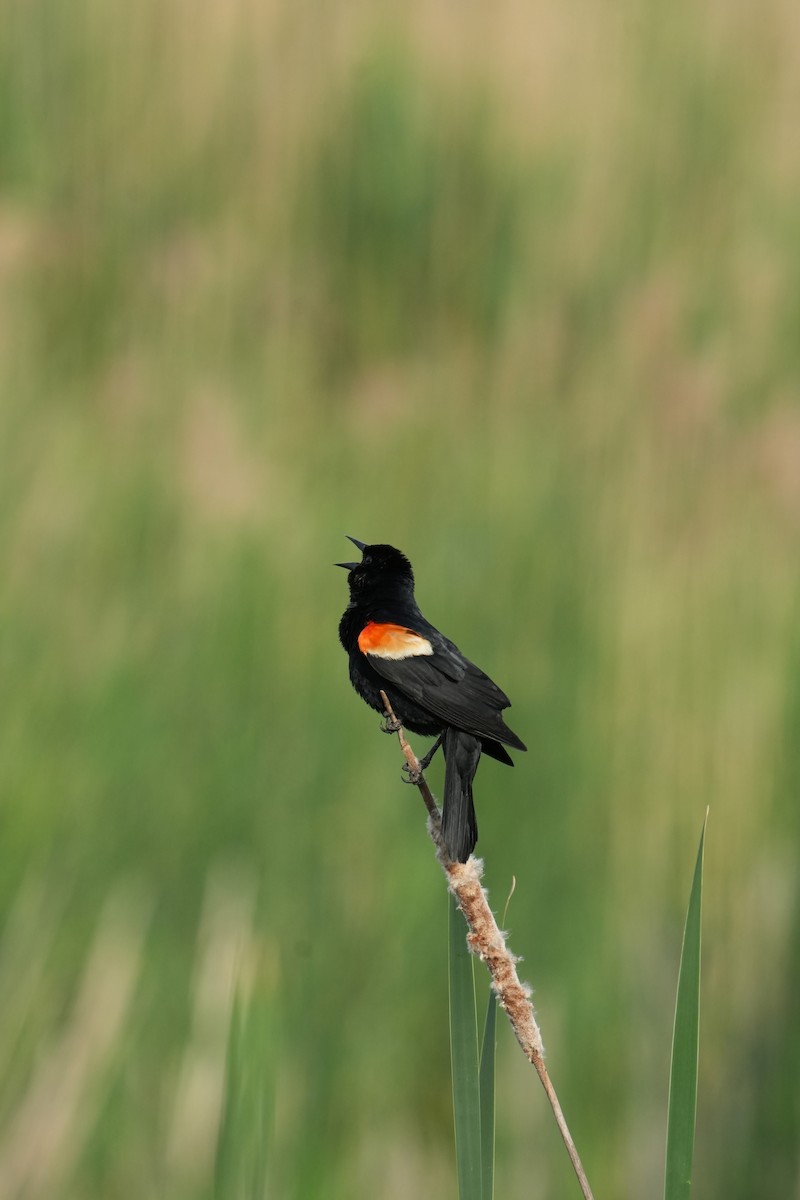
[379,691,595,1200]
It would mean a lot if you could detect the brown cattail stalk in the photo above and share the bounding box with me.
[380,692,595,1200]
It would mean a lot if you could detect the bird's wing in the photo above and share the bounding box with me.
[360,622,525,750]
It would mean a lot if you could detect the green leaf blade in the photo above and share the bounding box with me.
[664,811,707,1200]
[479,989,497,1200]
[214,985,276,1200]
[449,893,483,1200]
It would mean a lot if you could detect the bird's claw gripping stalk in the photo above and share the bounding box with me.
[417,734,443,772]
[401,733,443,784]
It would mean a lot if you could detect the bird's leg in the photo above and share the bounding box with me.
[402,733,443,784]
[418,734,443,772]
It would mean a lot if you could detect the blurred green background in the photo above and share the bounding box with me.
[1,0,799,1196]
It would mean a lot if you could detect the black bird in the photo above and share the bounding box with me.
[337,538,526,861]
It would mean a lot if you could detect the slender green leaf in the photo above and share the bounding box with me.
[664,811,707,1200]
[449,893,482,1200]
[215,985,275,1200]
[479,989,498,1200]
[215,990,243,1197]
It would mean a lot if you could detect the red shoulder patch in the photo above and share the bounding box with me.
[358,622,434,660]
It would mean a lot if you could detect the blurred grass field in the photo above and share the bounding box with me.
[1,0,799,1196]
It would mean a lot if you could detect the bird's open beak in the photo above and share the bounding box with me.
[335,535,367,570]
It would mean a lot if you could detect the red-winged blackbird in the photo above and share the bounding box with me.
[337,538,526,861]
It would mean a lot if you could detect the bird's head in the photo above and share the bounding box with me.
[335,537,415,599]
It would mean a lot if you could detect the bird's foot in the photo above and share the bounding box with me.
[417,735,443,772]
[381,713,402,735]
[401,734,443,785]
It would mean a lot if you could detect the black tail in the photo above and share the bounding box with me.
[441,729,481,862]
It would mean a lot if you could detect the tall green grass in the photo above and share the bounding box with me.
[1,1,799,1196]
